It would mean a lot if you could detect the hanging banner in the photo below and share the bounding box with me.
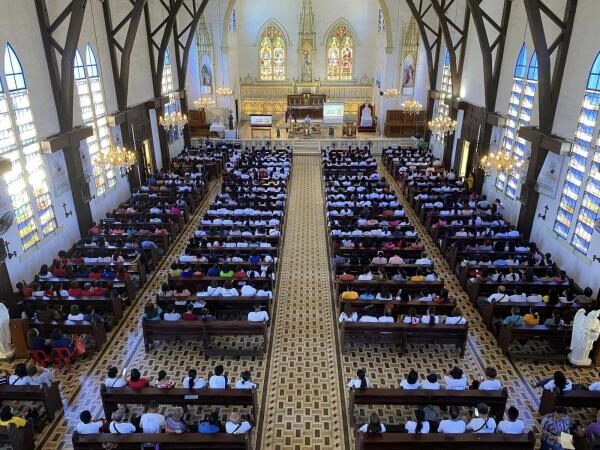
[535,151,565,199]
[46,151,71,197]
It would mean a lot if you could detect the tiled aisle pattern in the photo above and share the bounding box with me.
[5,178,271,450]
[259,155,347,449]
[338,159,597,446]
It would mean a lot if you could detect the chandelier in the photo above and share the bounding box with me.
[428,115,457,136]
[479,149,525,178]
[383,88,400,97]
[159,111,188,130]
[194,96,215,109]
[401,99,422,115]
[216,87,233,96]
[95,145,137,173]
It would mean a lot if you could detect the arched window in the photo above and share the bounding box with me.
[439,49,452,117]
[161,49,179,142]
[74,45,115,196]
[196,16,214,94]
[0,44,56,250]
[259,25,286,81]
[327,24,354,80]
[495,45,539,199]
[554,52,600,254]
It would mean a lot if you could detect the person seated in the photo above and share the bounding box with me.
[538,370,572,393]
[235,370,257,389]
[583,410,600,440]
[140,400,165,433]
[225,412,252,434]
[400,369,421,389]
[182,368,205,389]
[371,251,388,265]
[444,366,468,390]
[208,365,228,388]
[445,307,466,325]
[173,283,191,298]
[241,282,258,297]
[143,302,163,321]
[508,287,527,303]
[437,405,466,433]
[358,313,378,322]
[497,406,525,434]
[198,412,222,433]
[359,290,375,301]
[573,287,595,306]
[163,304,181,321]
[8,363,31,386]
[420,306,439,324]
[127,368,150,390]
[0,406,28,428]
[378,307,395,323]
[67,305,84,321]
[474,367,502,391]
[422,372,440,390]
[401,308,420,325]
[50,330,74,351]
[108,409,136,434]
[589,377,600,391]
[76,410,104,434]
[358,412,386,434]
[502,306,524,327]
[342,286,359,301]
[466,403,496,433]
[523,307,540,325]
[358,270,373,281]
[26,365,53,387]
[248,303,269,322]
[348,369,370,390]
[405,409,430,434]
[105,366,127,388]
[154,370,175,389]
[338,304,357,322]
[544,309,564,327]
[410,269,425,282]
[164,406,187,433]
[415,253,431,265]
[487,286,508,303]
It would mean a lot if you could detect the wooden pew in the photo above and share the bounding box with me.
[538,388,600,415]
[100,384,257,422]
[0,382,62,420]
[497,325,571,361]
[349,387,508,425]
[355,431,535,450]
[72,431,250,450]
[19,293,124,323]
[156,295,271,317]
[142,320,267,355]
[466,280,571,306]
[340,323,468,356]
[481,301,580,330]
[339,299,455,316]
[29,320,107,351]
[0,422,35,450]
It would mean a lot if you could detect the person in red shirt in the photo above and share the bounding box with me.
[182,304,197,321]
[233,266,246,279]
[116,268,131,281]
[127,368,150,390]
[80,282,95,297]
[91,282,106,297]
[89,223,101,235]
[68,282,83,298]
[15,282,33,298]
[43,283,56,297]
[88,266,102,280]
[69,251,84,265]
[52,261,67,278]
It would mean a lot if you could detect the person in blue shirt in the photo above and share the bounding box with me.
[102,269,116,280]
[359,290,375,301]
[143,302,163,321]
[248,254,261,264]
[502,306,524,327]
[50,330,74,351]
[198,412,221,433]
[207,264,220,277]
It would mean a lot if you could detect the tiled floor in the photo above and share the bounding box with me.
[4,154,598,450]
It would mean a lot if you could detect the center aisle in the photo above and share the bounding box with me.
[259,155,347,449]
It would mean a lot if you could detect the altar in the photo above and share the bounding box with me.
[287,93,326,121]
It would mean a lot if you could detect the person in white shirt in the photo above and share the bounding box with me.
[359,314,378,322]
[235,371,257,389]
[399,369,421,389]
[241,283,257,297]
[405,409,430,433]
[421,373,441,390]
[438,406,467,433]
[477,367,502,390]
[444,366,468,390]
[76,410,103,434]
[589,379,600,391]
[8,364,31,386]
[348,369,370,390]
[108,410,136,434]
[140,401,166,433]
[445,307,467,325]
[225,412,252,434]
[358,271,373,281]
[105,366,127,388]
[466,403,497,433]
[378,308,395,323]
[163,304,181,321]
[208,365,228,388]
[497,407,525,434]
[248,304,269,322]
[402,308,421,325]
[415,255,432,265]
[508,287,527,303]
[487,286,508,303]
[358,413,386,433]
[420,306,440,324]
[182,369,206,389]
[67,305,85,321]
[26,365,53,387]
[339,304,358,322]
[255,285,272,298]
[540,371,572,392]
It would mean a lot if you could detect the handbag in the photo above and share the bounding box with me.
[74,335,87,356]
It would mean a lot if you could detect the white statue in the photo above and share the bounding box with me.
[360,103,373,127]
[0,304,14,359]
[568,309,600,366]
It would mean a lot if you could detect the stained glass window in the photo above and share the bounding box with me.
[554,52,600,254]
[439,49,452,118]
[161,49,179,142]
[229,8,237,32]
[74,45,115,196]
[496,45,538,199]
[378,9,385,33]
[327,24,353,80]
[259,25,286,81]
[0,44,56,250]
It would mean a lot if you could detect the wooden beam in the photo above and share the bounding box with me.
[40,126,94,154]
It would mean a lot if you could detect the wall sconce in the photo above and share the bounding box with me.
[538,205,549,221]
[2,239,16,260]
[62,202,73,218]
[592,255,600,263]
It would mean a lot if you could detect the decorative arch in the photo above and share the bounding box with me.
[324,19,356,81]
[222,0,236,49]
[378,0,393,54]
[257,21,288,81]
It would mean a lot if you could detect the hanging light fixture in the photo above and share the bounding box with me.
[216,0,233,97]
[479,149,525,178]
[383,88,400,97]
[159,111,188,131]
[428,115,457,136]
[89,1,136,174]
[194,96,216,109]
[401,99,422,114]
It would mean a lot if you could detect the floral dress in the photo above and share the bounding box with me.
[540,413,571,450]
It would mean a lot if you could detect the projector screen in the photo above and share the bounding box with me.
[323,103,345,125]
[250,115,272,127]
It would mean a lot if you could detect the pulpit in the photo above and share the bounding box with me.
[188,110,211,137]
[343,122,357,138]
[358,103,377,132]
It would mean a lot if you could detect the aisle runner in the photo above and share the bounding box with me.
[260,156,346,449]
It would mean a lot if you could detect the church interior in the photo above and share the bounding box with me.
[0,0,598,449]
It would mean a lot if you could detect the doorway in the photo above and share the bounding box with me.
[457,139,471,178]
[140,139,154,179]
